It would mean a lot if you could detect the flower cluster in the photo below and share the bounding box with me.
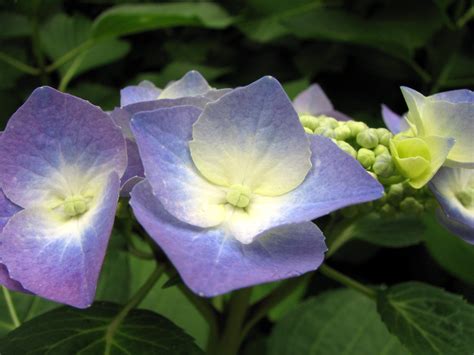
[0,71,472,308]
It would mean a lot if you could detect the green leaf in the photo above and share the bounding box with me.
[40,13,130,79]
[423,215,474,285]
[282,78,310,100]
[0,12,31,39]
[129,242,209,350]
[0,302,204,354]
[377,282,474,355]
[269,289,408,355]
[91,3,233,39]
[68,82,119,111]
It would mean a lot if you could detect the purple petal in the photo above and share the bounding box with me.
[160,71,211,99]
[0,263,26,292]
[120,80,162,107]
[0,87,126,208]
[119,139,145,195]
[0,189,21,232]
[431,89,474,104]
[381,104,409,134]
[322,109,352,121]
[131,106,226,228]
[224,135,384,242]
[0,172,120,308]
[293,84,334,115]
[130,180,327,296]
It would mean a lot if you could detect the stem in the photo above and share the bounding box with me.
[2,286,20,328]
[31,0,48,84]
[58,53,86,91]
[319,264,376,299]
[216,288,252,355]
[104,263,165,354]
[45,40,95,73]
[457,5,474,28]
[176,283,220,354]
[241,275,308,339]
[0,52,40,76]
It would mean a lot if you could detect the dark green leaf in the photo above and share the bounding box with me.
[68,82,119,111]
[377,282,474,355]
[282,78,310,100]
[269,289,408,355]
[91,3,233,39]
[423,215,474,285]
[0,302,203,354]
[0,13,31,38]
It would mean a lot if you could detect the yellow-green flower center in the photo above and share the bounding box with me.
[390,136,431,180]
[226,184,252,208]
[62,195,89,217]
[456,186,474,210]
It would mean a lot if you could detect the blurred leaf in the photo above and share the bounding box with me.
[134,62,230,88]
[423,215,474,285]
[282,78,310,100]
[91,3,233,39]
[269,289,408,355]
[95,231,131,303]
[129,240,209,350]
[377,282,474,355]
[0,12,31,38]
[40,13,130,79]
[69,82,119,110]
[0,302,204,354]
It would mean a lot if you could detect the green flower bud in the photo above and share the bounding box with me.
[378,175,405,185]
[336,140,357,158]
[316,115,339,128]
[334,125,352,140]
[314,126,335,138]
[367,171,378,180]
[357,148,375,168]
[380,203,396,217]
[373,153,395,178]
[304,127,313,134]
[356,128,379,149]
[374,144,389,156]
[387,183,404,204]
[400,196,424,215]
[347,121,368,136]
[379,132,393,147]
[299,114,318,131]
[390,136,431,181]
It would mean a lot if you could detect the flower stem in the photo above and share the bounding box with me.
[104,263,165,353]
[215,288,252,355]
[2,286,20,328]
[319,264,376,299]
[0,52,40,76]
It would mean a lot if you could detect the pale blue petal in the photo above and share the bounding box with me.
[381,104,409,134]
[159,71,211,99]
[293,84,333,115]
[120,80,161,107]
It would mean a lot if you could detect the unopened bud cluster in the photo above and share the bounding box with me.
[300,114,437,218]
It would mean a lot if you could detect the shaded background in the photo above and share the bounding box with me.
[0,0,473,352]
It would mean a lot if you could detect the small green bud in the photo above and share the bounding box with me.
[376,128,391,139]
[357,148,375,168]
[367,171,378,180]
[334,125,352,140]
[314,126,335,138]
[456,187,474,209]
[373,153,395,178]
[304,127,313,134]
[226,184,252,208]
[400,196,424,215]
[387,183,404,204]
[356,128,379,149]
[379,132,393,147]
[316,115,339,128]
[299,114,318,131]
[380,203,396,217]
[347,121,368,136]
[336,140,357,158]
[374,144,389,156]
[63,195,88,217]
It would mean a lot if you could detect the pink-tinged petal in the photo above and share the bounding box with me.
[0,264,27,292]
[0,87,126,208]
[131,106,226,228]
[224,135,384,243]
[0,189,21,232]
[119,139,144,195]
[381,104,409,134]
[323,110,352,121]
[0,173,120,308]
[120,80,162,107]
[293,84,334,115]
[130,180,327,296]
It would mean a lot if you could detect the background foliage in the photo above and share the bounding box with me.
[0,0,473,354]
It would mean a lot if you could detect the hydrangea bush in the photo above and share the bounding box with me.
[0,1,473,354]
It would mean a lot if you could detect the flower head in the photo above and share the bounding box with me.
[0,87,127,308]
[129,76,383,296]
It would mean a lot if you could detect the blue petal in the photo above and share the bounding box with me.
[159,71,212,99]
[0,173,120,308]
[0,189,21,232]
[431,89,474,104]
[131,106,226,228]
[381,104,409,134]
[130,180,327,296]
[0,263,26,292]
[120,80,161,107]
[293,84,333,115]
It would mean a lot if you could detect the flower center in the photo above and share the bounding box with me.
[62,195,89,217]
[226,184,251,208]
[456,186,474,210]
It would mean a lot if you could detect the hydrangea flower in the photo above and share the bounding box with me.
[293,84,352,122]
[129,76,383,296]
[0,87,127,308]
[430,168,474,244]
[113,71,230,194]
[381,104,408,134]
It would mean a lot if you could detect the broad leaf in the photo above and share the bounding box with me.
[269,289,408,354]
[0,12,31,39]
[91,3,233,39]
[0,302,203,354]
[377,282,474,355]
